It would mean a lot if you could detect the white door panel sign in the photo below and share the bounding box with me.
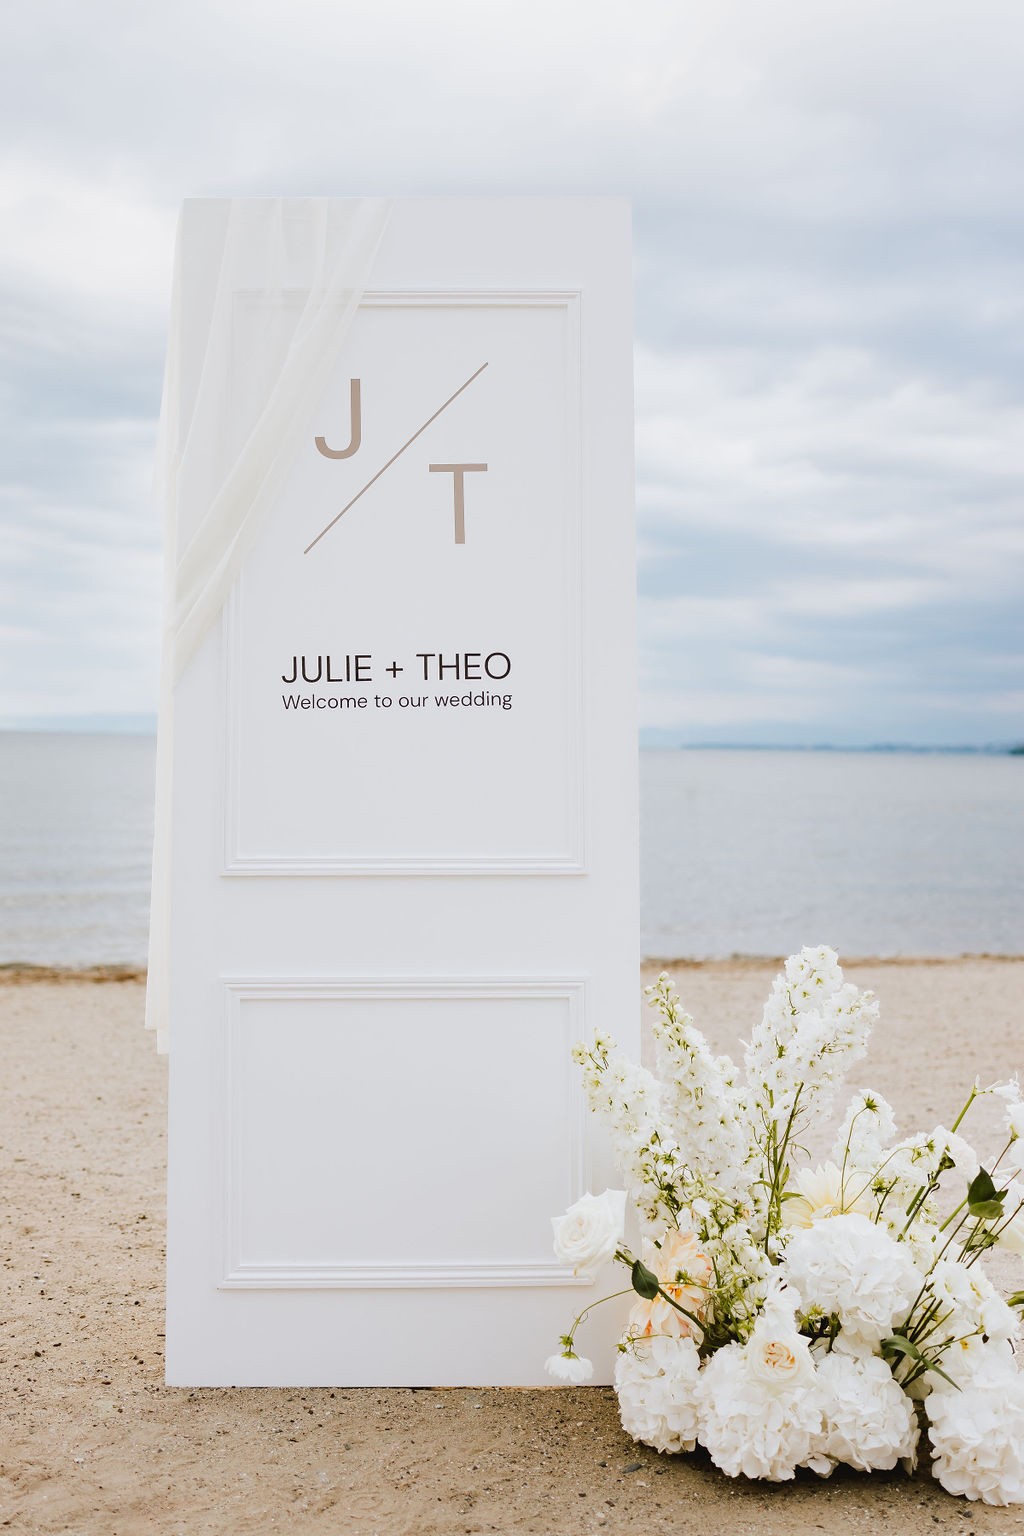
[161,198,639,1386]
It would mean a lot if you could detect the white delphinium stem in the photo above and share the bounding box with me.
[744,947,877,1242]
[647,973,754,1209]
[833,1088,897,1179]
[573,1034,685,1229]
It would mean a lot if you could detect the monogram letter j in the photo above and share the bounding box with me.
[315,379,362,459]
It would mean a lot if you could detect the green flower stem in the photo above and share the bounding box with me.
[562,1288,637,1351]
[938,1196,970,1235]
[764,1085,804,1248]
[963,1196,1023,1271]
[949,1084,979,1135]
[649,1285,709,1338]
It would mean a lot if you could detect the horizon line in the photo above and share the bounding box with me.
[0,719,1020,755]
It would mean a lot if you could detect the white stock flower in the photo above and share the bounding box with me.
[545,1351,594,1384]
[813,1350,919,1473]
[980,1294,1019,1344]
[785,945,844,1000]
[927,1259,1017,1346]
[996,1183,1024,1255]
[936,1127,981,1186]
[615,1334,702,1453]
[784,1213,922,1348]
[927,1349,1024,1505]
[935,1334,1017,1391]
[833,1088,897,1170]
[551,1190,626,1278]
[1007,1103,1024,1141]
[695,1319,826,1482]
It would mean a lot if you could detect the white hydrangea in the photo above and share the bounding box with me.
[615,1334,702,1453]
[938,1333,1017,1389]
[927,1348,1024,1504]
[813,1349,919,1472]
[783,1213,922,1348]
[695,1314,828,1481]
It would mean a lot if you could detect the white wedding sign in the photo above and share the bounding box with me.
[159,197,639,1385]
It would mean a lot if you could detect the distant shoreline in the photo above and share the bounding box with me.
[0,726,1022,754]
[2,954,1022,985]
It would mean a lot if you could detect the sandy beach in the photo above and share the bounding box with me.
[3,958,1024,1535]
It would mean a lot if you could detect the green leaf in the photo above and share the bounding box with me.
[630,1259,660,1301]
[881,1334,924,1363]
[1008,1291,1024,1308]
[881,1335,959,1390]
[967,1167,1006,1221]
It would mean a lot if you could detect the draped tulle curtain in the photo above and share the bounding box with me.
[146,198,391,1050]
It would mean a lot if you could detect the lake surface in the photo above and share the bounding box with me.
[0,734,1021,965]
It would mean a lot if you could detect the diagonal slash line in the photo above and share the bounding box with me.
[303,362,489,554]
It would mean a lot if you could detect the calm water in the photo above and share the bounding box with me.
[642,749,1024,958]
[0,734,1021,965]
[0,733,155,966]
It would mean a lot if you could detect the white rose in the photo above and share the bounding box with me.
[551,1189,626,1278]
[545,1351,594,1383]
[746,1324,817,1392]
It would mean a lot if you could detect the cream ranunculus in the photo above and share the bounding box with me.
[551,1189,627,1278]
[628,1228,713,1343]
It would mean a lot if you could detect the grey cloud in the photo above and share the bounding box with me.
[2,0,1024,740]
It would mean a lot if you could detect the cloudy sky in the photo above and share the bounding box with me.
[3,0,1022,745]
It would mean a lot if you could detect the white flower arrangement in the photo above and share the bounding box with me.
[546,946,1024,1505]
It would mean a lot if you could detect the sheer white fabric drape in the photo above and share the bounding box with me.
[146,198,391,1051]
